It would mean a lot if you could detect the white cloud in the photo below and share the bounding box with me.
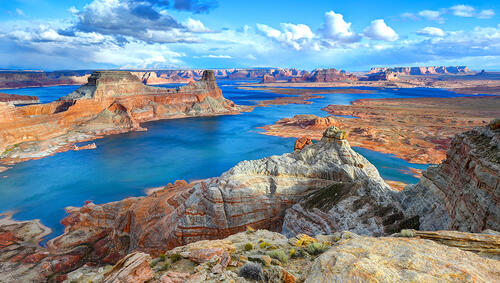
[201,54,232,58]
[478,9,495,19]
[256,23,315,50]
[450,5,475,17]
[417,27,446,37]
[319,11,359,44]
[418,10,444,23]
[363,19,398,41]
[184,18,211,33]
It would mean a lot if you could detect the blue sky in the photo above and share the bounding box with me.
[0,0,499,70]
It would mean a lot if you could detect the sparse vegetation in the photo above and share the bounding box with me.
[159,253,166,261]
[239,262,263,281]
[244,243,253,251]
[259,241,271,249]
[170,253,182,263]
[400,229,416,237]
[289,248,296,258]
[246,226,255,233]
[267,249,289,263]
[306,242,330,255]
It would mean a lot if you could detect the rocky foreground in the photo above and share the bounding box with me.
[0,70,241,165]
[0,122,498,282]
[263,96,500,164]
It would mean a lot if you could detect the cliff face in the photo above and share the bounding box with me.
[399,121,500,232]
[0,71,90,89]
[368,66,472,75]
[290,68,357,82]
[0,70,239,164]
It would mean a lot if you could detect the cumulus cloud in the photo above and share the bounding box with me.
[16,9,25,16]
[198,54,232,58]
[184,18,211,32]
[256,23,315,50]
[418,10,444,23]
[363,19,398,41]
[450,5,475,17]
[417,27,446,37]
[172,0,218,13]
[318,11,360,45]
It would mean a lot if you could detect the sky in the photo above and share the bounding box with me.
[0,0,499,71]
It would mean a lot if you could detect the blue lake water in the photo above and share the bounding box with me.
[0,82,467,239]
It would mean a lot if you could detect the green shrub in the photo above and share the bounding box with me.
[244,243,253,251]
[400,229,416,237]
[267,249,289,263]
[170,253,182,263]
[259,242,271,249]
[306,242,330,256]
[289,248,296,258]
[159,253,166,261]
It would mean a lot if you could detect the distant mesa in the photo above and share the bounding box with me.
[367,66,472,76]
[289,68,358,83]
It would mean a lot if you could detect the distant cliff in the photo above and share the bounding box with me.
[0,92,39,105]
[289,68,358,82]
[368,66,472,75]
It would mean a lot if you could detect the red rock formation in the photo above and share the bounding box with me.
[0,92,39,105]
[290,69,357,83]
[260,74,277,83]
[0,71,89,89]
[294,137,313,150]
[0,70,239,164]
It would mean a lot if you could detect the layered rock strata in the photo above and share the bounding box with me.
[0,70,239,164]
[43,127,412,268]
[368,66,472,75]
[399,122,500,232]
[0,92,39,105]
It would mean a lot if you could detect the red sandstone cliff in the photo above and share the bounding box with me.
[368,66,472,76]
[0,70,239,164]
[289,68,357,83]
[0,92,39,105]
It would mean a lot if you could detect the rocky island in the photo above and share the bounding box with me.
[0,122,498,282]
[0,70,241,166]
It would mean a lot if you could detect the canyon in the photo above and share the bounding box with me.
[0,123,498,282]
[0,92,39,105]
[0,70,241,166]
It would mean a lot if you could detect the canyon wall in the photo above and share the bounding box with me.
[289,68,357,82]
[399,120,500,232]
[0,70,239,164]
[0,92,39,105]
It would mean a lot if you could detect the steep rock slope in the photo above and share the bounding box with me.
[399,121,500,232]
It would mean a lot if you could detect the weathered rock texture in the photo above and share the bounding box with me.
[45,127,406,267]
[399,123,500,232]
[305,234,500,283]
[0,70,239,164]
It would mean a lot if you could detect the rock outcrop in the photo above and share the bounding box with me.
[44,127,406,267]
[0,71,90,89]
[0,92,39,105]
[305,232,500,283]
[399,122,500,232]
[0,70,239,164]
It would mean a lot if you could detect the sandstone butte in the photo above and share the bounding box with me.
[262,96,500,164]
[0,122,498,281]
[0,70,241,165]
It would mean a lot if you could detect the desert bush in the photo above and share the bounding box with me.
[239,262,263,281]
[267,249,288,263]
[170,253,182,263]
[306,242,330,255]
[244,243,254,251]
[259,241,271,249]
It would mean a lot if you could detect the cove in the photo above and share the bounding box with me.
[0,81,468,238]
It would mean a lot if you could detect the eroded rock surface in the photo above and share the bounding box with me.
[399,123,500,232]
[305,234,500,283]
